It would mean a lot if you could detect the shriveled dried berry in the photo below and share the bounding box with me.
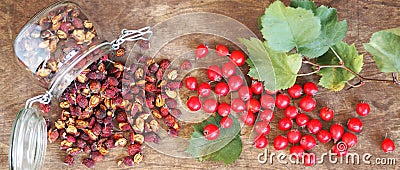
[115,138,128,147]
[122,156,134,166]
[63,155,74,166]
[48,129,59,143]
[133,153,143,164]
[91,151,103,162]
[127,144,142,156]
[82,158,95,168]
[67,147,81,156]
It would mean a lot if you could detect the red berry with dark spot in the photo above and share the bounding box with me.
[241,112,256,125]
[319,107,334,121]
[216,44,229,57]
[220,116,233,129]
[347,118,363,133]
[230,50,246,66]
[260,94,275,109]
[382,138,395,153]
[254,135,268,149]
[259,109,274,122]
[287,129,302,144]
[300,134,316,150]
[251,81,264,95]
[187,96,201,111]
[303,82,318,96]
[196,44,208,58]
[203,124,220,140]
[284,105,299,119]
[307,119,322,134]
[255,121,271,135]
[197,82,212,97]
[330,123,345,143]
[278,117,293,131]
[228,75,243,91]
[238,86,253,101]
[288,84,303,99]
[299,96,316,112]
[184,76,198,91]
[356,102,370,116]
[217,102,231,117]
[296,113,309,128]
[274,135,289,150]
[275,94,290,109]
[317,130,331,144]
[207,65,222,81]
[222,62,236,78]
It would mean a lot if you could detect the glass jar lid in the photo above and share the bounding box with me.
[9,108,47,170]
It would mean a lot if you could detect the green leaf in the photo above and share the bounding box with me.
[290,0,317,13]
[317,42,364,91]
[199,135,242,164]
[241,37,302,91]
[364,28,400,73]
[186,114,242,164]
[298,6,348,58]
[261,1,321,52]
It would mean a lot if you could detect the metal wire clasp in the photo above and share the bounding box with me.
[110,26,153,50]
[25,90,52,109]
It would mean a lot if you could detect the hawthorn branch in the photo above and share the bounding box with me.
[301,60,398,86]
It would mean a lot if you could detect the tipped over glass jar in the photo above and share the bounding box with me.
[9,1,151,169]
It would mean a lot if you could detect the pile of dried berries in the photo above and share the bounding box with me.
[144,59,183,138]
[15,3,102,86]
[47,50,146,168]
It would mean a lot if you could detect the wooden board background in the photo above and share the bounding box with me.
[0,0,399,169]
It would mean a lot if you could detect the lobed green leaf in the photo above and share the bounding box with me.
[317,42,364,91]
[241,37,302,91]
[261,1,321,52]
[364,28,400,73]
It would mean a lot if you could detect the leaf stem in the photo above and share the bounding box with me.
[330,47,344,65]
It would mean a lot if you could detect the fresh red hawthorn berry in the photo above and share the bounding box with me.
[230,50,246,66]
[196,44,208,58]
[356,102,370,116]
[303,82,318,96]
[216,44,229,57]
[382,138,395,153]
[288,84,303,99]
[319,107,334,121]
[203,124,219,140]
[347,118,363,133]
[299,96,316,112]
[254,135,268,149]
[275,94,290,109]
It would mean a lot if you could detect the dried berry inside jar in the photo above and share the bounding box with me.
[14,2,104,88]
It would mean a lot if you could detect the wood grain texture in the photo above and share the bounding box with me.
[1,0,400,169]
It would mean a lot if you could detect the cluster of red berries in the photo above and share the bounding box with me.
[253,81,395,166]
[185,44,275,141]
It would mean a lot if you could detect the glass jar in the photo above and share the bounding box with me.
[9,1,151,169]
